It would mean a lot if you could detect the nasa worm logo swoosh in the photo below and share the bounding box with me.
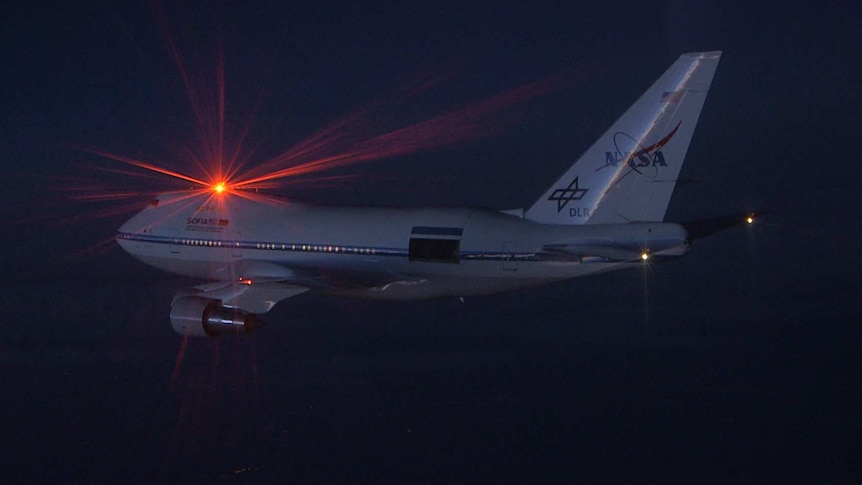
[597,121,681,176]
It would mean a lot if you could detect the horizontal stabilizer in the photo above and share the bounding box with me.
[683,212,758,241]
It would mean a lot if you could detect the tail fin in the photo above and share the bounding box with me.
[524,51,721,225]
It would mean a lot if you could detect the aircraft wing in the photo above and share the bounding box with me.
[230,258,415,291]
[181,257,422,314]
[172,280,309,314]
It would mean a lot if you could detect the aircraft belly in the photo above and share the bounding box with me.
[131,254,226,279]
[325,258,636,300]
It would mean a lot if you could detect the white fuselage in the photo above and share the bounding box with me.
[116,192,688,300]
[110,53,720,336]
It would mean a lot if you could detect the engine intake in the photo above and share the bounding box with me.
[170,297,263,337]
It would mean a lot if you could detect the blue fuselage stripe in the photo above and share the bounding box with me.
[116,231,547,262]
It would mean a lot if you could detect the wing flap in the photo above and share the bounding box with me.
[172,281,309,314]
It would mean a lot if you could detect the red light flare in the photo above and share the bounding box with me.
[64,150,286,225]
[39,174,163,225]
[64,145,235,229]
[230,73,573,190]
[73,71,576,217]
[57,173,212,217]
[44,158,211,229]
[77,146,212,188]
[70,4,590,229]
[225,187,293,207]
[152,3,261,187]
[170,335,189,389]
[67,234,123,260]
[81,0,589,209]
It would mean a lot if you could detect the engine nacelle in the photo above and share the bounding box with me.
[170,297,263,337]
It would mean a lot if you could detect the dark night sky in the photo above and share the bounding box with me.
[1,1,860,482]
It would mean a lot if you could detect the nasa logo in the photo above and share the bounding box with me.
[604,150,667,169]
[598,121,681,176]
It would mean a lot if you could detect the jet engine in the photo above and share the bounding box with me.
[169,297,263,337]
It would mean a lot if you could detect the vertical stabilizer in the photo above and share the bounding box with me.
[524,51,721,225]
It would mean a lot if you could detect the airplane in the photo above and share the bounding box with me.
[116,51,751,337]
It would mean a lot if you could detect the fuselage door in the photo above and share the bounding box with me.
[170,236,181,255]
[408,226,463,264]
[502,241,519,271]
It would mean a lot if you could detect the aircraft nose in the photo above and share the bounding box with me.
[117,213,140,237]
[117,198,158,236]
[115,231,130,251]
[117,218,132,235]
[116,218,135,253]
[116,206,150,253]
